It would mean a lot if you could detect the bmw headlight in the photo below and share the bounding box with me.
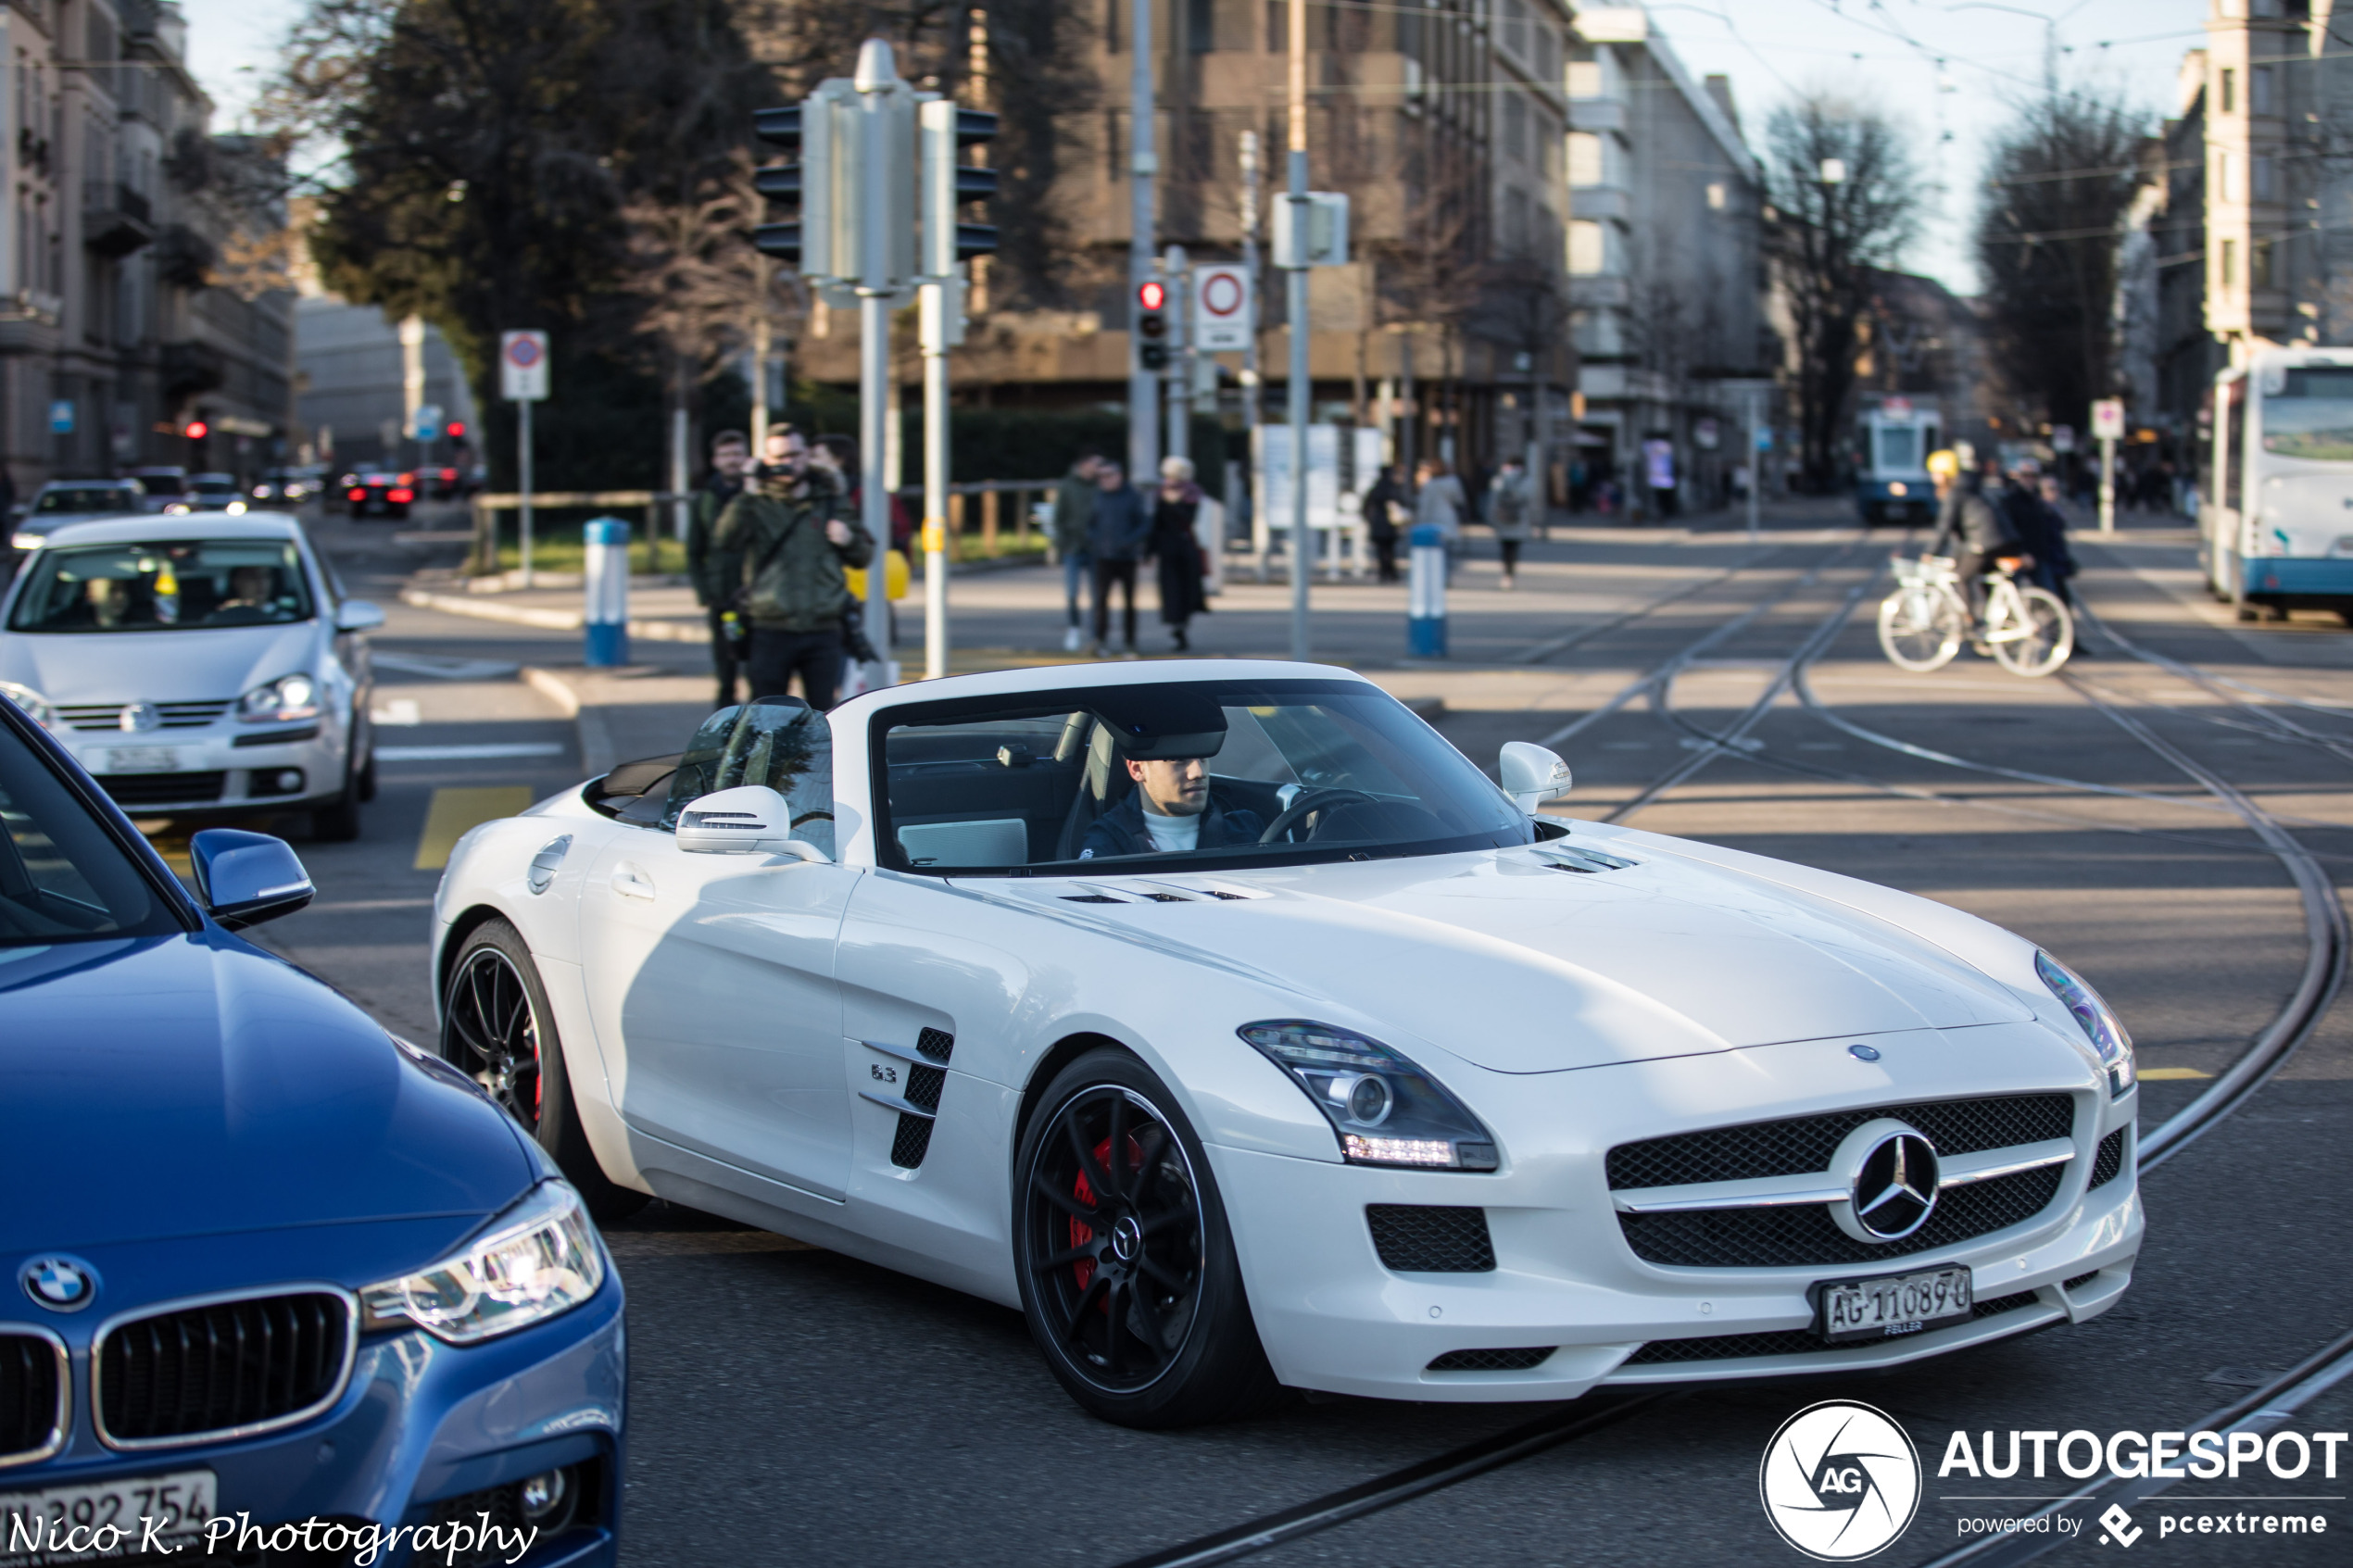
[239,672,320,723]
[2036,950,2134,1097]
[360,1182,604,1344]
[0,682,54,731]
[1240,1020,1500,1170]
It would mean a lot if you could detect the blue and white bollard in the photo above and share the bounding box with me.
[1407,522,1447,657]
[583,516,630,667]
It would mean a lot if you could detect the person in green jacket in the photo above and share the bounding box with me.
[685,429,751,708]
[1051,451,1101,652]
[711,428,874,710]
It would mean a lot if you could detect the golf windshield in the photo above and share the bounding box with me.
[6,541,315,633]
[875,679,1536,873]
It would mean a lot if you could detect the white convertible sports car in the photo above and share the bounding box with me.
[431,661,2142,1427]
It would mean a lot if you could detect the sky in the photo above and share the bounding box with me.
[172,0,2211,296]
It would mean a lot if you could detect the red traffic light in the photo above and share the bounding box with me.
[447,420,466,438]
[1138,281,1166,311]
[184,420,208,440]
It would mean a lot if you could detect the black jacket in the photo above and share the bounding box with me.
[1079,791,1266,859]
[1928,481,2017,558]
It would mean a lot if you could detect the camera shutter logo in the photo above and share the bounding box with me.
[1759,1399,1921,1560]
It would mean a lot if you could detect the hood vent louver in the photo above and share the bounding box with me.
[1537,847,1638,874]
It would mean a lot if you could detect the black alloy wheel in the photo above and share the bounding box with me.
[443,943,544,1131]
[439,918,648,1222]
[1014,1048,1279,1427]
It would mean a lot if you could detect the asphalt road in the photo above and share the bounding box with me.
[163,503,2353,1567]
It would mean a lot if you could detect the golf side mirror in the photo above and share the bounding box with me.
[1499,742,1573,814]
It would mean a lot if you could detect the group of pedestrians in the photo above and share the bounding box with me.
[1051,451,1219,658]
[1360,457,1537,587]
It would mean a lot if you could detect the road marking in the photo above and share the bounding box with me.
[372,698,422,726]
[372,651,522,680]
[379,743,565,761]
[2139,1067,2215,1080]
[414,785,535,870]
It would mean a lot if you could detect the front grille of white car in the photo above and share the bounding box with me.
[1607,1094,2082,1270]
[1366,1205,1495,1273]
[56,699,233,732]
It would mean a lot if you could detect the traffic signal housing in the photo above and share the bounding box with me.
[920,102,999,275]
[1136,280,1170,371]
[752,104,818,271]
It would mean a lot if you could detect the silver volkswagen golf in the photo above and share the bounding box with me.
[0,513,384,838]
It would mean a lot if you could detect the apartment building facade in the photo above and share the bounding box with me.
[1566,6,1768,513]
[0,0,292,495]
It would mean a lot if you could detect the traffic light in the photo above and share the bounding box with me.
[183,419,208,440]
[920,102,999,275]
[751,64,915,296]
[1136,280,1170,371]
[751,104,818,271]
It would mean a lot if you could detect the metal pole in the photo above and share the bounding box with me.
[858,51,895,689]
[1286,0,1310,663]
[670,402,689,546]
[1239,132,1262,421]
[517,398,534,587]
[2098,434,2116,535]
[922,284,950,682]
[1166,244,1189,468]
[1128,0,1160,484]
[1746,391,1761,542]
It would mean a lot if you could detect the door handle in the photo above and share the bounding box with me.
[610,864,656,901]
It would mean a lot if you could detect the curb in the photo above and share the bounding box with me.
[400,588,709,644]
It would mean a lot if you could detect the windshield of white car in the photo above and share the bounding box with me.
[33,487,134,514]
[6,541,316,633]
[875,679,1532,873]
[0,717,182,945]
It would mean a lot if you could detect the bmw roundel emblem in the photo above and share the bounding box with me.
[19,1255,98,1311]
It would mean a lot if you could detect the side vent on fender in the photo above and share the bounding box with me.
[890,1031,956,1169]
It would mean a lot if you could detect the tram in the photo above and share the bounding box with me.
[1854,397,1942,525]
[2204,345,2353,620]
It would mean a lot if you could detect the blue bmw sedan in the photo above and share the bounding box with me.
[0,696,622,1565]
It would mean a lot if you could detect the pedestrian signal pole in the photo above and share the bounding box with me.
[1165,245,1190,468]
[918,99,1000,681]
[1127,0,1160,486]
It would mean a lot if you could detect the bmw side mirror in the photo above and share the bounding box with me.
[334,600,385,632]
[675,785,830,862]
[1499,742,1573,814]
[189,829,316,929]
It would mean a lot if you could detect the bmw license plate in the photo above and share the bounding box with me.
[0,1468,216,1564]
[1816,1264,1973,1343]
[96,746,179,774]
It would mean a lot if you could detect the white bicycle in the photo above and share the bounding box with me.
[1878,555,2073,677]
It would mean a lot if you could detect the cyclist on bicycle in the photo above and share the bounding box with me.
[1924,449,2029,638]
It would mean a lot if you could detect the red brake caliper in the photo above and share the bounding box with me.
[1070,1133,1141,1297]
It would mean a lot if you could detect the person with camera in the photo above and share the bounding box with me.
[712,427,874,710]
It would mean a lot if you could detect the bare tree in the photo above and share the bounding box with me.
[1761,92,1921,490]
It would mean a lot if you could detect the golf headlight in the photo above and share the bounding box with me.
[9,532,39,551]
[239,672,319,723]
[0,682,54,730]
[2037,950,2134,1096]
[1240,1020,1499,1170]
[361,1182,604,1344]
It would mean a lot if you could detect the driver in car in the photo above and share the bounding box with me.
[1079,753,1265,859]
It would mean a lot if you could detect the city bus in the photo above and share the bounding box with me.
[1854,398,1942,526]
[2204,346,2353,620]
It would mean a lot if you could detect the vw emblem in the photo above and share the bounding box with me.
[118,702,159,734]
[1850,1131,1940,1241]
[19,1254,98,1312]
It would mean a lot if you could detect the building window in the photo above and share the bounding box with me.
[2220,238,2236,289]
[2219,68,2234,114]
[1505,188,1530,255]
[2219,151,2242,202]
[2251,65,2274,114]
[1504,0,1528,58]
[1107,0,1122,54]
[1504,92,1527,161]
[2253,155,2274,200]
[1567,131,1603,186]
[1568,220,1607,275]
[2251,238,2273,288]
[1707,182,1727,210]
[1105,111,1122,182]
[1188,0,1214,51]
[1567,59,1603,99]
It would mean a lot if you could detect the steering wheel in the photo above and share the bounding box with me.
[1258,787,1379,844]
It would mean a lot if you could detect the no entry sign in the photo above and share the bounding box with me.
[1194,265,1252,352]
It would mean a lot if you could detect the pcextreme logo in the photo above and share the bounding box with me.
[1760,1399,1924,1561]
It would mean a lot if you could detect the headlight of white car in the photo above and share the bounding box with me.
[239,672,321,723]
[1240,1020,1500,1170]
[359,1181,605,1344]
[0,682,54,730]
[2036,950,2134,1097]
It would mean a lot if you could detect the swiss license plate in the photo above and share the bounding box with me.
[1817,1264,1973,1344]
[0,1468,216,1565]
[97,747,179,774]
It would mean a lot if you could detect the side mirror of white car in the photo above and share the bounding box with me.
[676,784,831,861]
[1499,742,1573,814]
[334,599,386,632]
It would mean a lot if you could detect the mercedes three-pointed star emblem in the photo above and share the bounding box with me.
[1851,1131,1941,1240]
